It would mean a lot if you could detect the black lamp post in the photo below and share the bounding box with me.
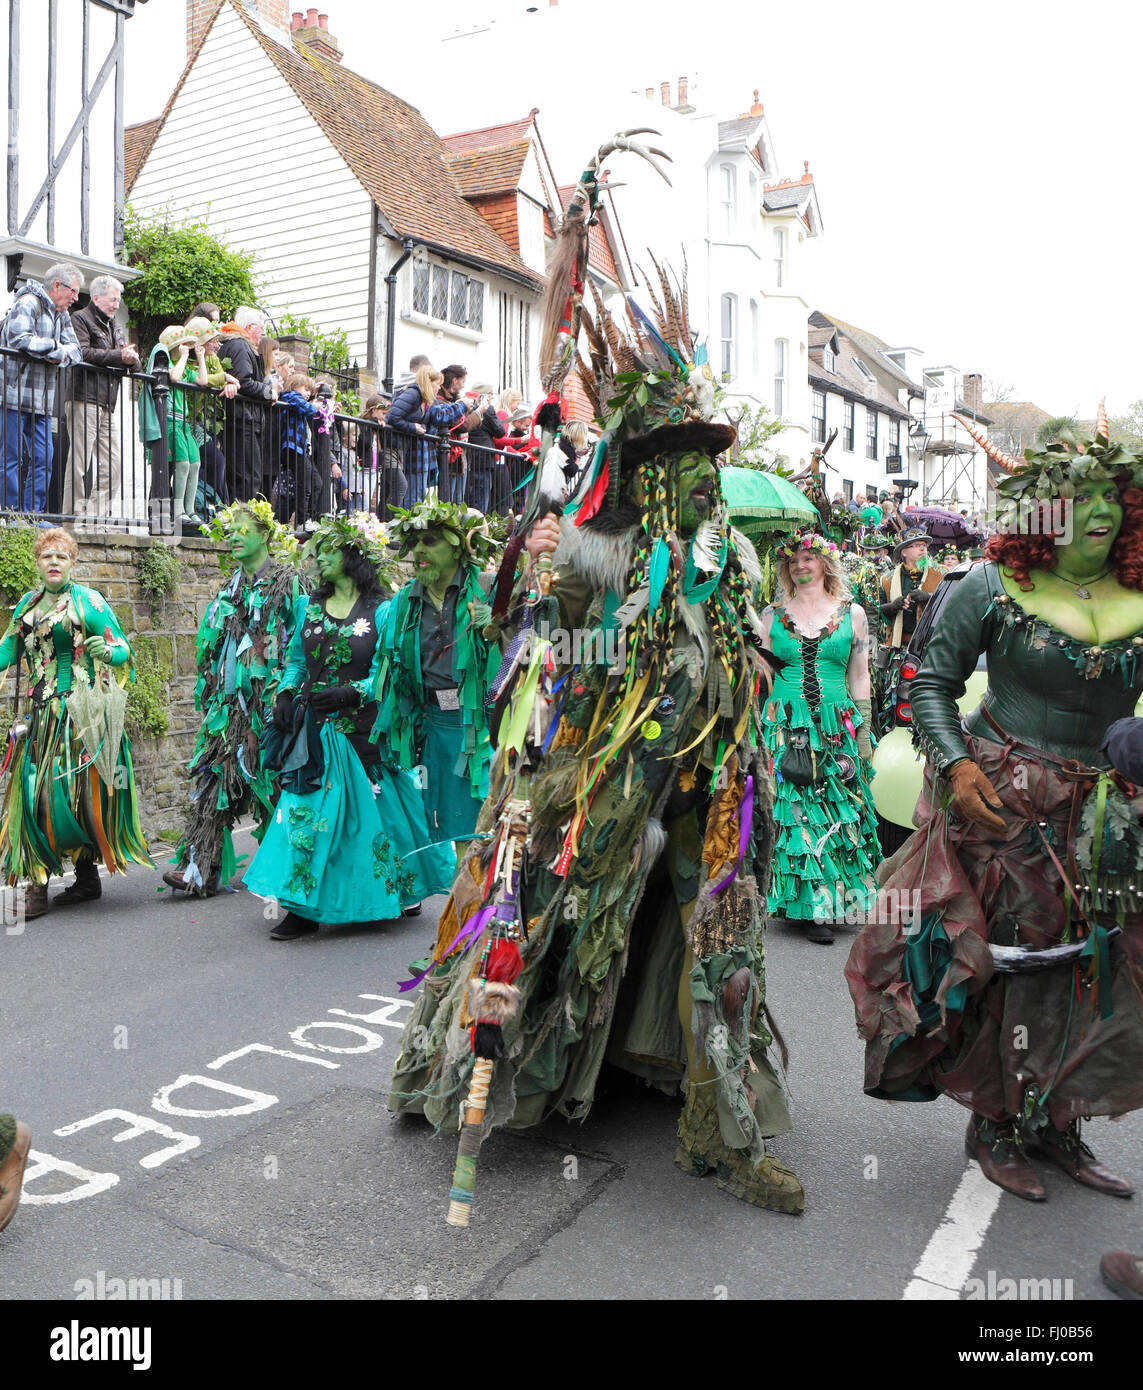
[908,418,929,499]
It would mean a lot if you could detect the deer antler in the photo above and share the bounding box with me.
[950,413,1023,475]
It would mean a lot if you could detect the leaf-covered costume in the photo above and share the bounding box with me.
[845,562,1143,1130]
[0,583,148,885]
[389,516,796,1174]
[373,566,499,841]
[762,603,880,921]
[169,560,302,892]
[244,592,453,922]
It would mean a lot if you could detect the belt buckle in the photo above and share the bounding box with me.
[435,687,460,711]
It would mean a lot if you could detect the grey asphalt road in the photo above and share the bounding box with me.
[2,822,1140,1305]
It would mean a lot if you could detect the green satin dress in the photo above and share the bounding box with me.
[762,602,880,921]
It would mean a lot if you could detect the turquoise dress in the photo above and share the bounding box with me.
[761,602,880,921]
[243,593,454,924]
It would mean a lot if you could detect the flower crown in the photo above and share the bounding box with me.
[200,498,298,563]
[387,497,501,564]
[776,532,839,560]
[305,511,394,581]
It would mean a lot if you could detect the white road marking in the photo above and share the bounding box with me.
[902,1160,1003,1299]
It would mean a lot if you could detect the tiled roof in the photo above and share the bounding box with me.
[718,116,762,146]
[445,141,530,199]
[809,316,912,419]
[441,113,538,156]
[467,192,519,253]
[764,183,812,212]
[124,118,161,191]
[130,1,541,290]
[815,311,921,392]
[557,186,620,285]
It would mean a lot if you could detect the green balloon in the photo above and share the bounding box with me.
[871,725,924,828]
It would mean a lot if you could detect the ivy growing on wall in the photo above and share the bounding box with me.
[0,520,39,606]
[136,543,185,618]
[125,635,173,740]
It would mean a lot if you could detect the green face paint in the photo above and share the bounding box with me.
[228,520,269,572]
[317,544,345,583]
[410,528,461,590]
[36,546,74,593]
[676,451,717,536]
[1060,480,1122,577]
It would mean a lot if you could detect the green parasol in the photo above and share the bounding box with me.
[720,465,818,538]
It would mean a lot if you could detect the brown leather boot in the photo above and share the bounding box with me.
[1031,1122,1134,1198]
[22,883,48,920]
[965,1115,1046,1202]
[0,1120,32,1233]
[1100,1252,1143,1299]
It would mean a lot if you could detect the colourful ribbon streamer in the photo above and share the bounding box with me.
[398,902,496,993]
[710,774,754,897]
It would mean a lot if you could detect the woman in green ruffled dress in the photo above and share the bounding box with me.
[244,516,454,940]
[0,528,150,919]
[758,532,880,944]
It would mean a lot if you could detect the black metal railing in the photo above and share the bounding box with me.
[0,345,534,535]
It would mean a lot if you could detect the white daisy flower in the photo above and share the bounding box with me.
[351,618,372,637]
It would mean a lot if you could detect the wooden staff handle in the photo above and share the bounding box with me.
[445,1057,495,1228]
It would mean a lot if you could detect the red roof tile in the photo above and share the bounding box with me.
[124,118,161,192]
[445,142,530,199]
[441,112,539,156]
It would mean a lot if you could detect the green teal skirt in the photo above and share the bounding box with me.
[371,762,455,901]
[422,705,483,842]
[245,723,412,923]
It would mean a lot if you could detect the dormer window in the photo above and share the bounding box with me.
[822,346,836,373]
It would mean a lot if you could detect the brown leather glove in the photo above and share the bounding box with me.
[946,759,1006,835]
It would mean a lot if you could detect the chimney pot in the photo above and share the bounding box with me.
[318,13,328,28]
[678,76,688,103]
[291,10,303,28]
[645,87,653,100]
[306,7,318,23]
[661,81,671,105]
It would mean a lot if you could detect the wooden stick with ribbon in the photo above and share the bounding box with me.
[445,806,529,1227]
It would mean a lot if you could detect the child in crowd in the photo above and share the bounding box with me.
[272,375,322,524]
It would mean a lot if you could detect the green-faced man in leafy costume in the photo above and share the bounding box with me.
[373,499,500,845]
[162,501,303,897]
[390,275,805,1215]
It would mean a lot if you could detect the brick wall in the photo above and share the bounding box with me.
[72,532,230,845]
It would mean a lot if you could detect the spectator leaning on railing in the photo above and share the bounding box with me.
[463,381,506,515]
[387,365,465,506]
[1,263,84,513]
[182,316,239,515]
[64,275,140,528]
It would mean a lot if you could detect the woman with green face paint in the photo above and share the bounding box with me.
[374,501,501,847]
[0,528,150,919]
[163,502,303,898]
[848,419,1143,1203]
[244,517,455,939]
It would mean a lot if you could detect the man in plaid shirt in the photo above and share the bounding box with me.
[1,263,84,513]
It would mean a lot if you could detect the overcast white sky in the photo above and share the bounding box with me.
[126,0,1143,418]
